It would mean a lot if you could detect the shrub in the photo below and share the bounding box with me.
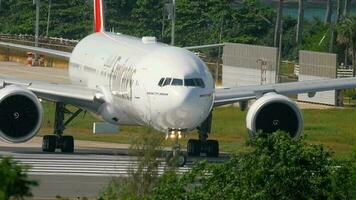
[0,157,38,200]
[150,132,355,200]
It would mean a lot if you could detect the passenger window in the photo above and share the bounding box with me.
[158,78,165,86]
[163,78,172,86]
[171,79,183,86]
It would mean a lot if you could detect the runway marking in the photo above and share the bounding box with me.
[0,151,196,177]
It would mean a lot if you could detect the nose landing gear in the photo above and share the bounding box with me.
[165,130,187,167]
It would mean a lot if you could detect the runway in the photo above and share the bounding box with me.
[0,145,228,199]
[0,148,192,177]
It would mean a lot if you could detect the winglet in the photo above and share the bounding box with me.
[94,0,105,32]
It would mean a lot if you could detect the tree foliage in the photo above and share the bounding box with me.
[150,132,356,200]
[0,1,355,62]
[0,157,38,200]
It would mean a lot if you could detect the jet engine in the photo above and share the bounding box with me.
[246,93,303,139]
[0,85,43,143]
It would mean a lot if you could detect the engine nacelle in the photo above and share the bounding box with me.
[0,85,43,143]
[246,93,303,139]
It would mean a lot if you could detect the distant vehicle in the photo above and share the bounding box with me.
[1,0,356,164]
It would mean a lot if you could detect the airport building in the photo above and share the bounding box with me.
[222,43,278,87]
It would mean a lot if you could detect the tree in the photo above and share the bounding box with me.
[0,157,38,200]
[105,0,137,35]
[337,15,356,77]
[150,132,355,199]
[130,0,164,38]
[296,0,304,44]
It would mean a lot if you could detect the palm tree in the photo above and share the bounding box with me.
[337,15,356,76]
[296,0,304,44]
[324,0,332,24]
[274,0,283,47]
[343,0,352,16]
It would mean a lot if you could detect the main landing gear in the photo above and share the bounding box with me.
[42,102,83,153]
[187,112,219,157]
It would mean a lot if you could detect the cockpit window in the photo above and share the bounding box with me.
[184,78,205,88]
[163,78,172,86]
[158,78,165,86]
[171,79,183,86]
[196,79,205,88]
[158,77,204,88]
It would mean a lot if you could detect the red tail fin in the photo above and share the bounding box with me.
[94,0,105,32]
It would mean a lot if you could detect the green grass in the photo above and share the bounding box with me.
[280,62,295,76]
[39,102,356,159]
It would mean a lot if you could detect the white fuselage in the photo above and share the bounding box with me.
[68,32,214,132]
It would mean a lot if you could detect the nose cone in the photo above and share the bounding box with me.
[153,88,213,131]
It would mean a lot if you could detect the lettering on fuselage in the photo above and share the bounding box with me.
[110,57,137,101]
[70,53,137,101]
[147,92,168,96]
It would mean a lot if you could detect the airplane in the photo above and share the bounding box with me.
[1,0,356,165]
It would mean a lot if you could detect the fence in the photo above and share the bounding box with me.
[0,33,77,52]
[294,65,353,78]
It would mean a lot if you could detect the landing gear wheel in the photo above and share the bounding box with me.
[177,153,187,167]
[187,139,201,156]
[42,135,56,152]
[165,151,187,167]
[42,102,83,153]
[206,140,219,157]
[61,136,74,153]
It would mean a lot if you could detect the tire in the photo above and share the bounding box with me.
[42,135,56,152]
[206,140,219,157]
[165,152,187,167]
[61,136,74,153]
[187,139,201,156]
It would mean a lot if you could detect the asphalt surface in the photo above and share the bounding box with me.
[0,145,229,199]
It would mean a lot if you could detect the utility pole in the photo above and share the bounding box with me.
[171,0,175,46]
[216,15,224,84]
[276,20,283,84]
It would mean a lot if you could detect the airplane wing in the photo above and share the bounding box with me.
[0,41,72,60]
[0,76,104,109]
[214,77,356,107]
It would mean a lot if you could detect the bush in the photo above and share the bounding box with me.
[150,132,355,200]
[0,157,38,200]
[99,127,164,200]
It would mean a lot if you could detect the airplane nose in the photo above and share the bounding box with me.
[166,88,213,129]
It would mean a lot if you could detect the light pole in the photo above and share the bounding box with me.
[171,0,175,46]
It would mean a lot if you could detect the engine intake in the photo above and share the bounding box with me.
[0,85,43,143]
[246,93,303,139]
